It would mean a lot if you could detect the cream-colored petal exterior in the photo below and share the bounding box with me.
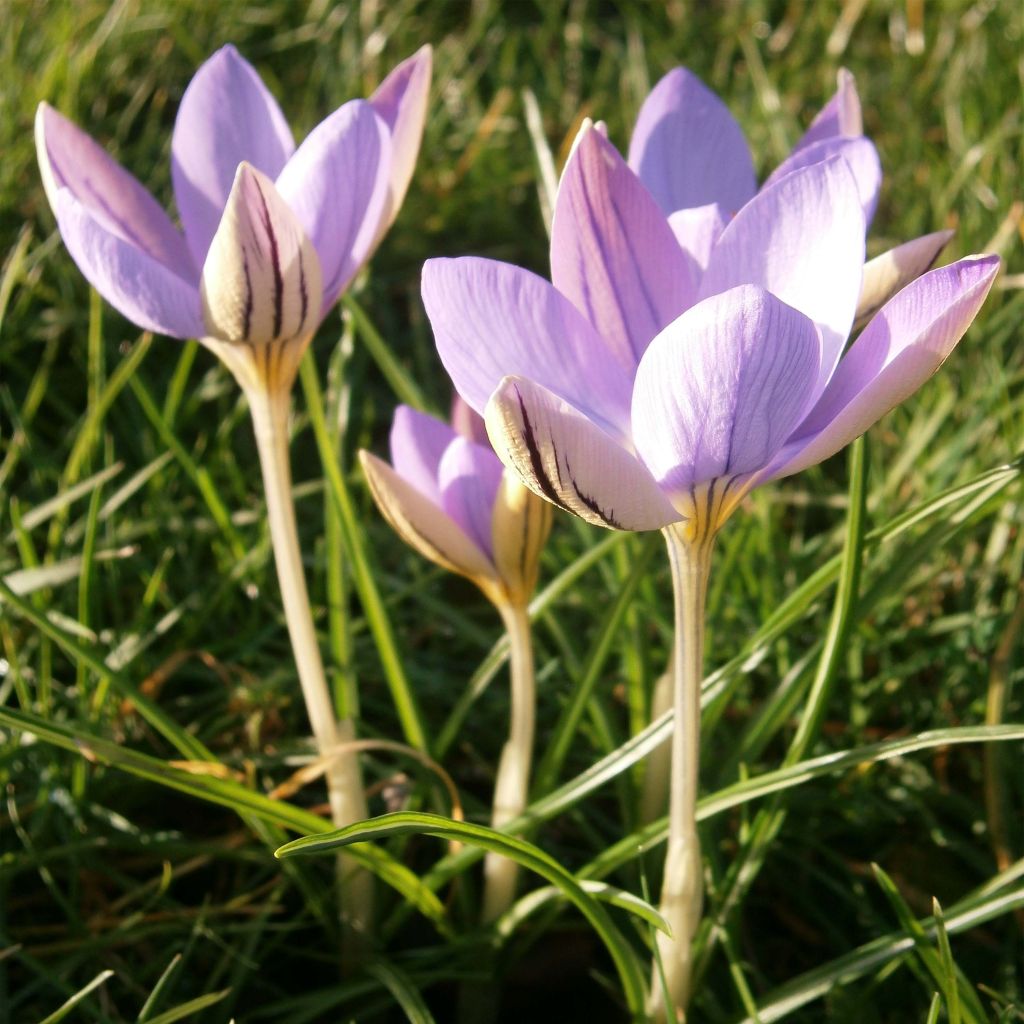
[359,449,498,587]
[201,163,322,351]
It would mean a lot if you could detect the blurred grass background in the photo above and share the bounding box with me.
[1,0,1022,1021]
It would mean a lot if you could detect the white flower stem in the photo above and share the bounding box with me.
[650,522,714,1021]
[482,598,535,922]
[640,658,673,825]
[246,383,373,952]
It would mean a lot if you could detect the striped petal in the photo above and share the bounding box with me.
[628,67,756,216]
[771,255,1000,478]
[485,376,679,532]
[276,100,391,311]
[369,45,432,239]
[699,156,865,394]
[172,45,295,267]
[632,286,821,499]
[551,127,697,366]
[855,230,954,330]
[36,104,194,280]
[793,68,862,151]
[389,405,457,507]
[438,437,504,559]
[200,164,321,347]
[667,203,725,272]
[52,188,202,339]
[763,135,881,224]
[422,256,634,442]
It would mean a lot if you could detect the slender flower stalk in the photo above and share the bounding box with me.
[359,401,551,919]
[482,597,535,921]
[246,382,373,940]
[651,521,713,1017]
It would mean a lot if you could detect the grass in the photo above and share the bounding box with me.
[1,0,1022,1021]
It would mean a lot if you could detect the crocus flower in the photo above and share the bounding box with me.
[35,44,432,953]
[422,119,998,1018]
[36,43,431,392]
[360,401,551,920]
[629,65,954,322]
[424,128,998,539]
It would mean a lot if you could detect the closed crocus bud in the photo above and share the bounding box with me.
[360,405,550,610]
[200,163,322,393]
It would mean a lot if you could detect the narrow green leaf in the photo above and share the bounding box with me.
[136,954,182,1022]
[496,880,670,940]
[0,706,449,932]
[735,863,1024,1023]
[299,353,427,751]
[342,294,434,413]
[278,812,649,1017]
[38,969,114,1024]
[534,532,659,790]
[366,962,437,1024]
[142,989,231,1024]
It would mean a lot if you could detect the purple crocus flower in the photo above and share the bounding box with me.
[359,401,551,608]
[423,126,999,537]
[627,65,955,321]
[35,44,431,372]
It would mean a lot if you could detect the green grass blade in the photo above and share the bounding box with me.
[534,532,659,791]
[342,294,434,413]
[365,962,437,1024]
[496,880,670,940]
[0,705,449,932]
[142,990,231,1024]
[737,865,1024,1023]
[299,352,427,751]
[37,969,114,1024]
[278,811,649,1017]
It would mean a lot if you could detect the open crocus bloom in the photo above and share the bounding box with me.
[627,66,955,328]
[35,44,431,376]
[424,127,999,538]
[360,403,551,608]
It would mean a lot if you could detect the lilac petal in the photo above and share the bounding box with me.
[36,104,194,279]
[200,164,321,347]
[770,255,1000,478]
[764,136,881,224]
[172,45,296,268]
[628,67,756,217]
[451,393,490,446]
[53,189,203,339]
[485,376,679,532]
[631,286,821,499]
[794,68,862,151]
[276,100,391,311]
[422,256,634,442]
[439,437,504,559]
[551,128,697,367]
[369,45,432,239]
[360,449,496,582]
[667,203,726,271]
[389,405,458,506]
[699,156,865,394]
[856,230,954,329]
